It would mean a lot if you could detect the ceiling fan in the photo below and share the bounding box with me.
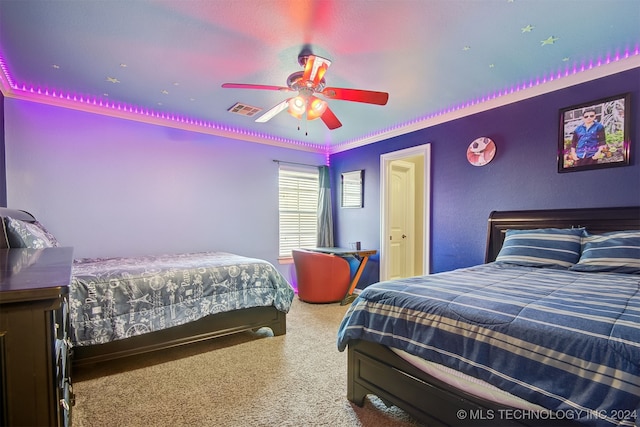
[221,50,389,130]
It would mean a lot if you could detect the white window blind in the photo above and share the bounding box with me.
[278,165,319,258]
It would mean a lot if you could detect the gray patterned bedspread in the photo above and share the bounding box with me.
[70,252,294,346]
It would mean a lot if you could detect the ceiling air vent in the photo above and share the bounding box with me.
[227,102,262,117]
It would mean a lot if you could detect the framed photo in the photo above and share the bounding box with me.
[558,93,631,173]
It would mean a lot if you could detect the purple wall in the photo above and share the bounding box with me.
[3,99,326,284]
[2,68,638,286]
[330,68,640,281]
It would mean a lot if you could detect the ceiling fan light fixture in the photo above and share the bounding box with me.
[287,96,307,119]
[306,97,327,120]
[287,95,327,121]
[223,51,388,130]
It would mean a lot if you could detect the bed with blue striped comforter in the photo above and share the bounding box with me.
[337,263,640,426]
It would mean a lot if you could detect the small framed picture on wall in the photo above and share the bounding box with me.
[558,93,631,173]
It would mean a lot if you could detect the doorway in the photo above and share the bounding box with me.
[380,144,431,281]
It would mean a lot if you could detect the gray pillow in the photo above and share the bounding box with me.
[5,216,60,248]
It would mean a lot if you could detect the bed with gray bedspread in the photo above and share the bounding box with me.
[0,207,294,366]
[71,251,294,347]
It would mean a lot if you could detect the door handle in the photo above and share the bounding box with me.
[402,234,407,239]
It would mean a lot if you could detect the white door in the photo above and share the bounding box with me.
[388,160,415,280]
[380,144,431,282]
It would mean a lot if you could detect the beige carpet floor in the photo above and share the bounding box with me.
[72,298,422,426]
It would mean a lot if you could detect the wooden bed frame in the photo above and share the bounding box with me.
[0,207,288,368]
[347,206,640,427]
[72,305,286,366]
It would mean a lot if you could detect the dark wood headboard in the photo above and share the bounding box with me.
[0,207,37,223]
[485,206,640,263]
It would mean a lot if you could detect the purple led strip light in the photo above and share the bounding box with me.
[2,46,638,156]
[334,45,640,151]
[0,52,326,152]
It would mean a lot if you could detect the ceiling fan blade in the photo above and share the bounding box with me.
[320,106,342,130]
[321,87,389,105]
[255,99,290,123]
[301,55,331,86]
[222,83,291,92]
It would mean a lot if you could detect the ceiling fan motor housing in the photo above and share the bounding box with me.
[287,71,326,92]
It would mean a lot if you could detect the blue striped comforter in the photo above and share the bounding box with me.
[337,263,640,426]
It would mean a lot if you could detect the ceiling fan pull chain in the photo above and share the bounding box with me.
[305,109,309,136]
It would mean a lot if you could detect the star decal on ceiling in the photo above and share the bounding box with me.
[521,24,534,33]
[161,90,169,95]
[106,77,120,83]
[463,46,471,51]
[541,36,559,46]
[52,64,60,69]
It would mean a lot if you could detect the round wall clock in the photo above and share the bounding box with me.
[467,137,496,167]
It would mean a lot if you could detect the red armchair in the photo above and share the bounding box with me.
[292,249,351,303]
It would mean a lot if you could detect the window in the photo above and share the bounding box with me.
[278,165,319,258]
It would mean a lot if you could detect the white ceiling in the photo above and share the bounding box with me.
[1,0,639,153]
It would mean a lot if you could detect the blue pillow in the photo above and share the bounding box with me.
[495,228,584,268]
[570,230,640,274]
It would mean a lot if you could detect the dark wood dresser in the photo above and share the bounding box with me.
[0,247,74,426]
